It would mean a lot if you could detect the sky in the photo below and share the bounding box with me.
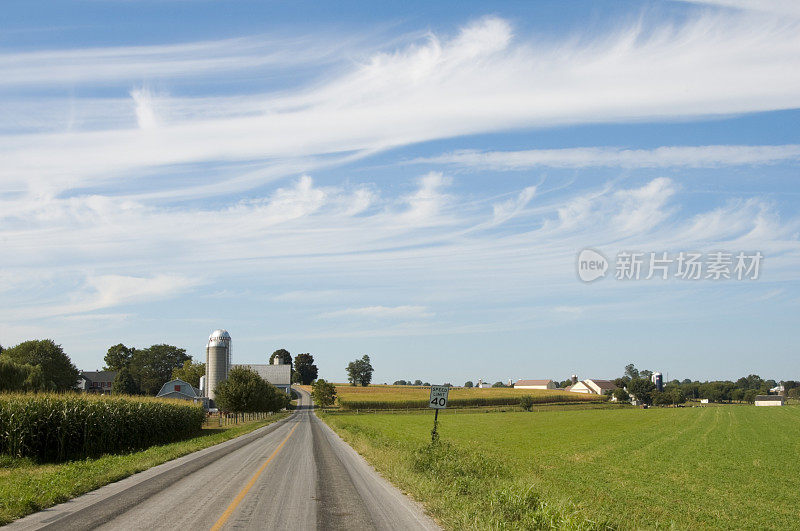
[1,0,798,385]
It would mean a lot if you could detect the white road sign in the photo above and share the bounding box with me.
[429,385,449,409]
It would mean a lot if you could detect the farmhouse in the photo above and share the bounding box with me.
[754,395,784,406]
[515,379,557,390]
[569,379,617,395]
[76,371,117,394]
[234,357,292,394]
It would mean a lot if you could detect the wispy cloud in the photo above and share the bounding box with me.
[4,13,800,199]
[411,145,800,170]
[320,306,433,319]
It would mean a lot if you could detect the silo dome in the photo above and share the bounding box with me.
[208,329,231,347]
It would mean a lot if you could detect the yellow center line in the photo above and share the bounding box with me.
[210,421,299,531]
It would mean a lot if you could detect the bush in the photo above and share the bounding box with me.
[0,393,204,461]
[519,395,535,411]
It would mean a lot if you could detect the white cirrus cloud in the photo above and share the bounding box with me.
[320,305,433,319]
[410,144,800,170]
[3,13,800,198]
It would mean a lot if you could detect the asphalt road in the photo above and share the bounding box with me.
[9,387,439,531]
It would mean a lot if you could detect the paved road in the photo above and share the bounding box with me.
[9,387,439,531]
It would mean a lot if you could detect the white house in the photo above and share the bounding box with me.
[475,379,492,389]
[514,379,557,390]
[569,379,617,395]
[754,395,784,406]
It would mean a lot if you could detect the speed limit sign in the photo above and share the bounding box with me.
[429,385,449,409]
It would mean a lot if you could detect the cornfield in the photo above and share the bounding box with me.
[338,389,606,410]
[0,393,205,461]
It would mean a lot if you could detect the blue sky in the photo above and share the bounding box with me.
[1,0,798,384]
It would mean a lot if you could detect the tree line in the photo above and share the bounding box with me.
[606,364,794,406]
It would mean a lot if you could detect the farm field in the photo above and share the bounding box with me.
[0,412,289,525]
[333,384,604,410]
[321,405,800,529]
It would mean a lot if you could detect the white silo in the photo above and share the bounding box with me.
[205,329,231,402]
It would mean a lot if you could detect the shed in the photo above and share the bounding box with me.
[754,395,784,407]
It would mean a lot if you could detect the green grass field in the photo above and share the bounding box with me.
[0,412,289,525]
[322,405,800,530]
[334,385,604,410]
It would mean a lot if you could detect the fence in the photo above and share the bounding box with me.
[203,411,276,428]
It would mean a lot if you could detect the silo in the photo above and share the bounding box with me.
[205,329,231,402]
[571,374,578,385]
[651,372,663,392]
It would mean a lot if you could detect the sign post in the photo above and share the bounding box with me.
[428,385,449,443]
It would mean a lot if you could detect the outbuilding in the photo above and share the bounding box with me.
[514,379,557,390]
[754,395,784,407]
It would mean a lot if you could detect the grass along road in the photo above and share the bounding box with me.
[321,405,800,529]
[0,412,289,525]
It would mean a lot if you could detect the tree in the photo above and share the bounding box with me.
[492,381,507,388]
[423,382,430,387]
[519,395,535,411]
[112,367,139,395]
[269,349,293,372]
[294,353,318,385]
[346,355,373,387]
[640,369,653,381]
[215,366,288,413]
[413,379,423,386]
[628,378,656,405]
[624,364,640,380]
[744,389,759,403]
[311,378,337,408]
[172,359,205,388]
[129,344,190,395]
[104,344,135,371]
[612,387,630,402]
[0,358,43,391]
[394,380,408,385]
[1,339,78,391]
[464,381,474,388]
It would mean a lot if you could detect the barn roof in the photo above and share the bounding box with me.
[515,379,553,386]
[586,379,617,390]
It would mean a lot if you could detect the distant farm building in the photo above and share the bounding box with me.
[515,379,557,390]
[157,378,200,400]
[475,379,492,389]
[700,398,710,404]
[569,379,617,395]
[234,356,292,394]
[76,371,117,394]
[754,395,784,407]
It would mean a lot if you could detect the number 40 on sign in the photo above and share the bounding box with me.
[429,385,449,408]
